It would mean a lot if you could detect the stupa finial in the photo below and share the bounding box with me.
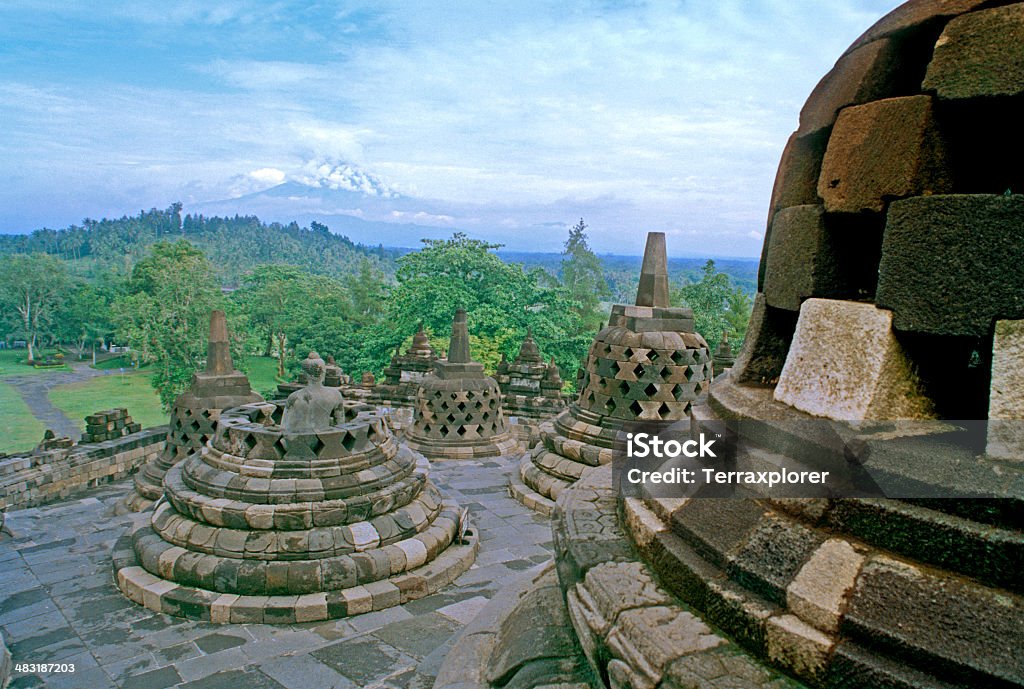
[635,232,670,308]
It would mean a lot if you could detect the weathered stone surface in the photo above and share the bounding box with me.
[762,205,838,312]
[844,0,989,54]
[407,310,517,460]
[786,539,866,634]
[798,38,903,136]
[818,95,951,214]
[729,294,798,386]
[115,379,476,621]
[923,4,1024,99]
[774,299,934,421]
[876,194,1024,336]
[636,232,671,308]
[843,556,1024,685]
[765,614,833,681]
[988,319,1024,460]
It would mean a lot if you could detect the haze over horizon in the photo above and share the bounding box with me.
[0,1,901,256]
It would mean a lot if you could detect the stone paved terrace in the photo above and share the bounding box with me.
[0,454,554,689]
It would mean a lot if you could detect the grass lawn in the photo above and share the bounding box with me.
[0,382,46,455]
[0,348,70,377]
[244,356,284,396]
[49,372,167,431]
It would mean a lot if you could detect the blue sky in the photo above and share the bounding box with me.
[0,1,901,255]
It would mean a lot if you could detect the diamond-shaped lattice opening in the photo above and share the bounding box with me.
[648,350,660,364]
[602,343,612,355]
[474,400,484,409]
[200,408,213,419]
[618,380,631,396]
[585,390,596,405]
[685,366,695,381]
[456,426,467,437]
[644,382,658,397]
[609,360,620,376]
[457,402,467,412]
[481,411,490,421]
[657,402,671,418]
[274,435,288,457]
[604,397,617,413]
[189,419,202,433]
[311,435,325,455]
[434,390,445,399]
[489,399,498,410]
[672,384,687,401]
[629,400,644,417]
[635,364,647,380]
[440,426,450,437]
[243,433,258,452]
[341,431,356,452]
[670,350,688,366]
[623,347,634,359]
[446,413,456,424]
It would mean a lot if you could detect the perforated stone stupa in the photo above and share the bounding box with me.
[494,330,566,422]
[404,309,519,460]
[121,310,262,512]
[113,352,476,622]
[510,232,711,514]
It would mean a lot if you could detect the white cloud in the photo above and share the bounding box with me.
[249,167,285,185]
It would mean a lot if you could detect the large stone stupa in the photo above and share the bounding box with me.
[113,352,477,623]
[510,232,711,514]
[439,4,1024,688]
[405,310,520,460]
[120,310,262,512]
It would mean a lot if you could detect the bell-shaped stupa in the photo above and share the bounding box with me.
[120,310,262,512]
[404,310,519,459]
[113,352,477,622]
[511,232,711,513]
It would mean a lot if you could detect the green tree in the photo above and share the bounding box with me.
[672,260,753,352]
[112,240,222,408]
[233,265,351,378]
[0,253,70,361]
[559,219,609,331]
[53,283,114,363]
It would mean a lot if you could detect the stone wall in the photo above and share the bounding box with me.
[0,427,165,512]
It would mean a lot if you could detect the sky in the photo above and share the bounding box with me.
[0,0,902,256]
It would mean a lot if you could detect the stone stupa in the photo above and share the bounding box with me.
[113,352,477,622]
[510,232,711,513]
[712,331,736,378]
[494,330,567,422]
[404,309,520,460]
[438,4,1024,687]
[120,310,262,512]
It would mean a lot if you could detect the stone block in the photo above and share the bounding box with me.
[923,4,1024,99]
[845,0,988,53]
[765,613,834,680]
[798,37,903,136]
[987,319,1024,461]
[763,205,839,312]
[876,194,1024,336]
[774,299,935,421]
[818,95,951,213]
[787,539,866,634]
[728,294,799,386]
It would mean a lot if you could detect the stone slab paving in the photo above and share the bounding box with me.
[0,455,553,689]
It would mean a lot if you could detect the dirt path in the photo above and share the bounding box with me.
[2,361,113,440]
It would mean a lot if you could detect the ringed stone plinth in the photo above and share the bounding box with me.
[121,310,262,513]
[511,232,710,514]
[405,310,519,460]
[113,399,477,623]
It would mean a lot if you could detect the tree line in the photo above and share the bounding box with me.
[0,210,752,409]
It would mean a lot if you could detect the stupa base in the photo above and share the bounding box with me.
[112,525,478,624]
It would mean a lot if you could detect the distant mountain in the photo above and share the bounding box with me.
[0,204,400,283]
